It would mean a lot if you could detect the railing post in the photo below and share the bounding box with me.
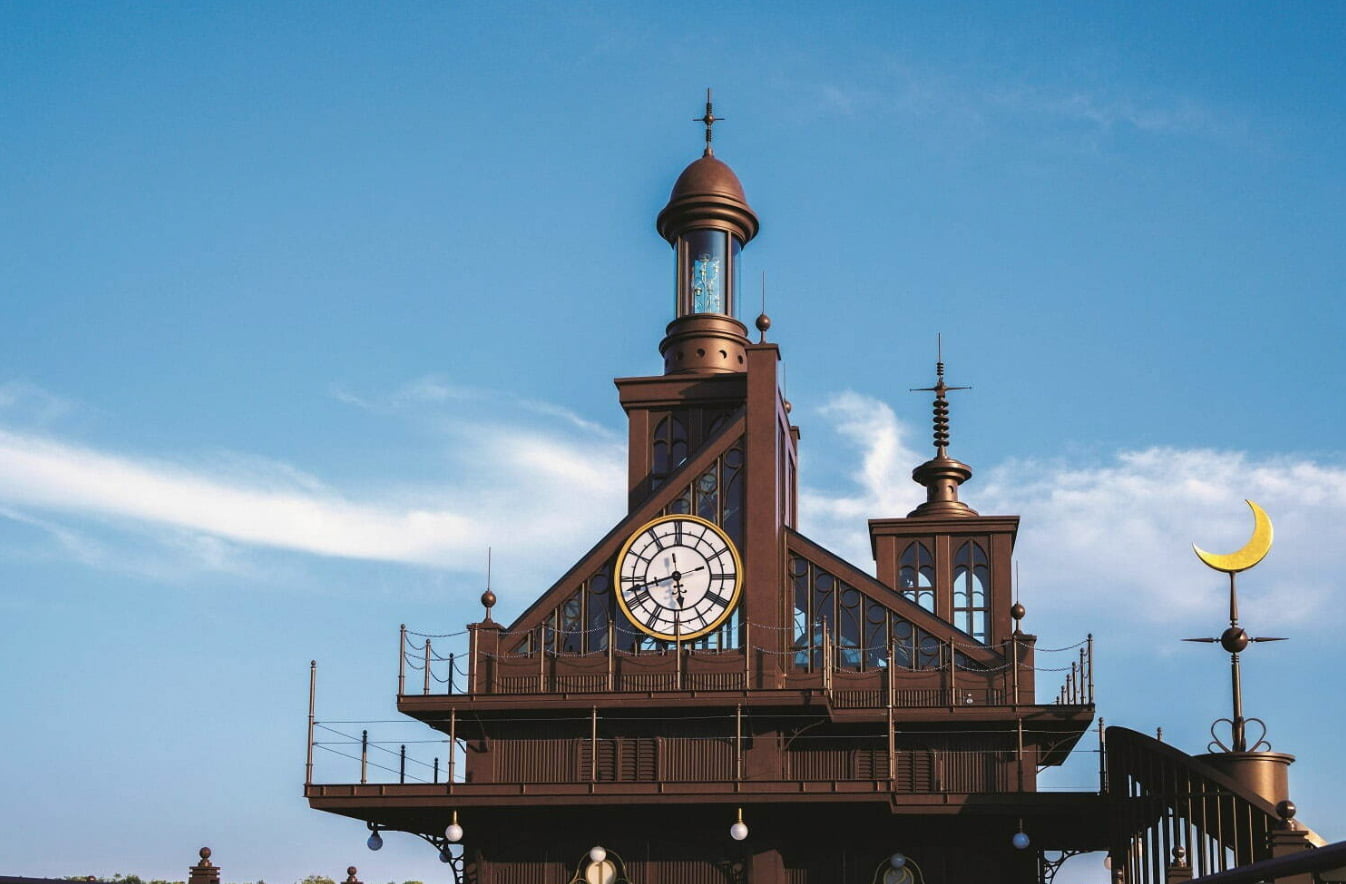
[539,626,546,692]
[360,729,369,785]
[448,653,456,694]
[886,666,895,788]
[675,619,683,691]
[423,638,432,695]
[821,621,832,693]
[448,709,457,793]
[399,744,406,784]
[398,625,406,695]
[948,639,956,706]
[1097,717,1107,794]
[743,621,751,690]
[1016,717,1025,791]
[468,626,479,694]
[736,704,743,781]
[433,756,439,784]
[590,706,598,783]
[306,660,316,787]
[1087,633,1095,703]
[607,620,615,691]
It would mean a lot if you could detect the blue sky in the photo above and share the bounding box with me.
[2,3,1344,882]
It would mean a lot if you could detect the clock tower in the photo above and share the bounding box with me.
[306,99,1106,883]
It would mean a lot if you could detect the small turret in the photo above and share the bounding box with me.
[655,90,759,374]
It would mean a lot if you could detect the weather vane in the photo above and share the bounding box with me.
[1184,499,1284,753]
[694,87,721,157]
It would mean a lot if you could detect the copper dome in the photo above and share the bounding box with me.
[656,155,759,246]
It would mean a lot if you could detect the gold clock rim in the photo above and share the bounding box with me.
[612,513,744,642]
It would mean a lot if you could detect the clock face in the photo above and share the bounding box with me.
[614,514,742,641]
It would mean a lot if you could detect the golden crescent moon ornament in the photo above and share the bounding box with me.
[1192,499,1274,573]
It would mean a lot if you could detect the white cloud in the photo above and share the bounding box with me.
[2,384,1339,641]
[797,392,1346,635]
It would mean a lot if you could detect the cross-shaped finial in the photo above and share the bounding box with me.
[694,88,722,157]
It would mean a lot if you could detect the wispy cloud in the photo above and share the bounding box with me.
[985,84,1237,138]
[333,374,618,440]
[0,392,625,579]
[803,64,1240,143]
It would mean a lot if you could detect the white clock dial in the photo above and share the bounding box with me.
[614,514,742,641]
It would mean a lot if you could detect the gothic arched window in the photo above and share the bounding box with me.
[952,540,990,643]
[650,412,688,489]
[898,542,935,612]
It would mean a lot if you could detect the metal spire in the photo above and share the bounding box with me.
[909,335,971,458]
[906,336,977,518]
[694,88,722,157]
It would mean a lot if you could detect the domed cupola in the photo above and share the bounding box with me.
[655,91,760,375]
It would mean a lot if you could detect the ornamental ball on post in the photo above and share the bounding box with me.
[1221,626,1251,653]
[755,312,771,343]
[589,846,608,863]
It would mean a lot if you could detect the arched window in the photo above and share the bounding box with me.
[650,412,688,489]
[952,541,990,643]
[898,542,936,612]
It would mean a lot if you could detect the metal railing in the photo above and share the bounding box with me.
[398,622,1094,711]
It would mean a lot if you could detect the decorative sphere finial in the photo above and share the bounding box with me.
[1011,602,1026,622]
[198,848,212,862]
[755,312,771,343]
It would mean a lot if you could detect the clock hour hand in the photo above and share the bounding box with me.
[622,571,677,593]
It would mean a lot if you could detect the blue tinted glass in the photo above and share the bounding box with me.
[683,229,727,314]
